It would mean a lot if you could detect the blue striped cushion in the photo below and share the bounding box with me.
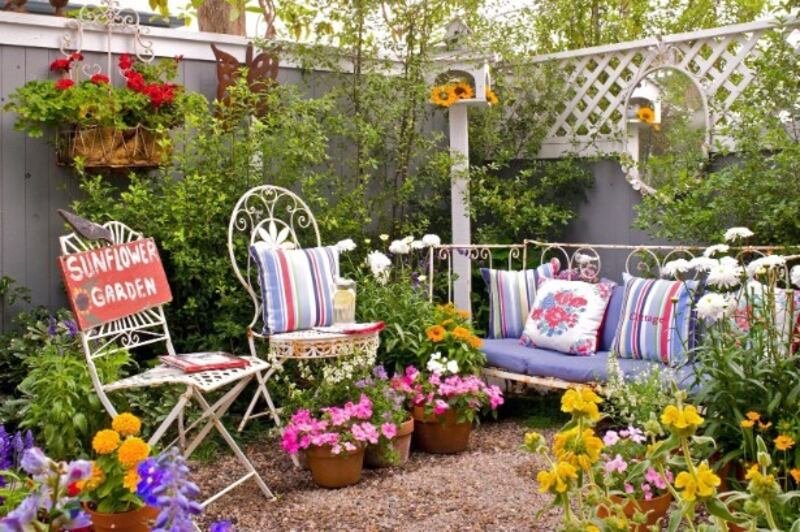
[612,273,698,365]
[480,258,560,339]
[249,244,339,335]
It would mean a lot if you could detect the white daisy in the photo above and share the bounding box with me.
[422,234,441,247]
[389,239,411,255]
[746,255,786,277]
[703,244,730,257]
[688,256,717,272]
[706,260,743,289]
[367,251,392,283]
[661,258,691,278]
[696,292,731,322]
[335,238,357,252]
[723,227,754,242]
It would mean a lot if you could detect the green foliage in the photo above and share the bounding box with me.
[0,308,63,399]
[3,57,205,138]
[600,354,674,429]
[74,81,334,353]
[635,27,800,244]
[12,314,130,460]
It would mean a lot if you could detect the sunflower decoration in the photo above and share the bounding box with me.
[430,84,458,108]
[485,89,499,106]
[453,81,474,100]
[636,106,655,125]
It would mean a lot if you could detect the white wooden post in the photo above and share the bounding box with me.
[449,103,471,313]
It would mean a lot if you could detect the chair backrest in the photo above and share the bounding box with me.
[59,220,175,416]
[227,185,321,335]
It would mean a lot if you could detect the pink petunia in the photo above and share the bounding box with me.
[603,430,620,446]
[381,423,397,440]
[604,454,627,474]
[433,399,449,415]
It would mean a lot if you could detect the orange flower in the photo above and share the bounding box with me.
[468,335,483,349]
[456,309,471,319]
[637,106,655,124]
[790,468,800,483]
[430,85,457,108]
[452,326,472,341]
[426,325,446,343]
[745,411,761,421]
[453,81,474,100]
[740,419,755,429]
[774,434,796,451]
[485,89,498,105]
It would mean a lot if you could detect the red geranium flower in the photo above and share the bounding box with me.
[144,82,177,107]
[55,78,75,91]
[118,53,134,71]
[70,52,84,62]
[90,73,110,85]
[50,58,72,72]
[66,481,81,497]
[125,70,146,92]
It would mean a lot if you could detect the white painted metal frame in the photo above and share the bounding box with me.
[227,184,383,448]
[59,221,275,504]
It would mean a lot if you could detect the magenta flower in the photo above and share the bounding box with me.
[644,467,669,489]
[433,399,449,415]
[351,422,379,445]
[624,482,634,494]
[380,423,397,440]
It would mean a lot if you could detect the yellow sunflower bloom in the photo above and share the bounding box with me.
[561,387,602,422]
[675,462,720,502]
[92,429,121,455]
[485,89,498,105]
[660,404,704,436]
[430,85,457,108]
[774,434,796,451]
[117,437,150,469]
[453,81,474,100]
[553,426,603,470]
[536,461,578,494]
[112,412,142,437]
[636,106,655,124]
[123,468,140,492]
[426,325,447,342]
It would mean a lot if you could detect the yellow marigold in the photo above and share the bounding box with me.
[553,426,603,470]
[561,387,602,422]
[536,461,577,494]
[430,84,457,108]
[485,89,498,105]
[453,81,474,100]
[76,462,105,491]
[467,335,483,349]
[117,437,150,469]
[740,419,755,429]
[637,106,655,124]
[660,404,704,436]
[674,462,720,502]
[790,468,800,484]
[123,468,140,492]
[745,411,761,421]
[112,412,142,437]
[456,309,471,319]
[426,325,446,343]
[774,434,796,451]
[92,429,121,455]
[452,326,472,341]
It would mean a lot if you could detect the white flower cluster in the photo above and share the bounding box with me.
[723,226,754,242]
[366,250,392,284]
[388,234,441,255]
[696,292,735,322]
[321,349,377,385]
[335,238,357,252]
[745,255,786,278]
[426,352,459,375]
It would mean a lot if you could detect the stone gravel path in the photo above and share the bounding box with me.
[193,420,562,531]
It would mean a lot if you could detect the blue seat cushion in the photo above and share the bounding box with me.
[482,338,693,387]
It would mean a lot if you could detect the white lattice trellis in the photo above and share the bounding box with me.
[531,17,799,162]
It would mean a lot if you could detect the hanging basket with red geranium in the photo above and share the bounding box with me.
[4,52,206,170]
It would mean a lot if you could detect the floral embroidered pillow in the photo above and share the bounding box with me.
[521,278,616,356]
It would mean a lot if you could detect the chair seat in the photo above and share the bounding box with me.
[104,355,270,393]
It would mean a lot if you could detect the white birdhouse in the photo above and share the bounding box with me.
[627,78,662,123]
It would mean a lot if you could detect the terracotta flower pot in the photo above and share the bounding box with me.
[305,443,365,488]
[412,406,472,454]
[365,418,414,468]
[597,493,672,532]
[84,504,159,532]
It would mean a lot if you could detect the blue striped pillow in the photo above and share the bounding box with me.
[249,244,340,335]
[480,258,560,339]
[612,273,698,365]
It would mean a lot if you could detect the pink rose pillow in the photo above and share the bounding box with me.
[521,278,615,356]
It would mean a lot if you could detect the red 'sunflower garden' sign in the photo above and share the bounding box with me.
[59,238,173,331]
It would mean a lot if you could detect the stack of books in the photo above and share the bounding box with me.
[161,352,249,373]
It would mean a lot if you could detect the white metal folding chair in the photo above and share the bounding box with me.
[227,185,380,440]
[59,220,275,504]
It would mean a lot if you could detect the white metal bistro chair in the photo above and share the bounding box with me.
[227,185,380,436]
[59,220,275,504]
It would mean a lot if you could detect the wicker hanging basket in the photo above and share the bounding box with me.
[56,125,169,169]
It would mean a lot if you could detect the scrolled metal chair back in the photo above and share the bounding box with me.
[227,185,321,334]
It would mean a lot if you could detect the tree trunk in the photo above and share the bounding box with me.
[198,0,246,36]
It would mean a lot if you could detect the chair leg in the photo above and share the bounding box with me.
[184,377,252,458]
[191,389,275,501]
[178,406,187,452]
[237,363,281,432]
[147,390,192,448]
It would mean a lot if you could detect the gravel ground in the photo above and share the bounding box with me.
[193,419,561,531]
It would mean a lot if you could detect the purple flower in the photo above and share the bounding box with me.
[0,492,40,530]
[47,316,58,336]
[63,320,78,338]
[620,425,646,444]
[372,365,388,381]
[210,520,233,532]
[137,447,203,532]
[20,447,49,476]
[602,430,619,446]
[63,459,92,484]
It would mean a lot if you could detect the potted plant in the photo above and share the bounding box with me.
[595,426,675,531]
[78,412,157,531]
[282,394,386,488]
[392,365,503,454]
[418,302,486,374]
[359,366,415,468]
[4,52,205,170]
